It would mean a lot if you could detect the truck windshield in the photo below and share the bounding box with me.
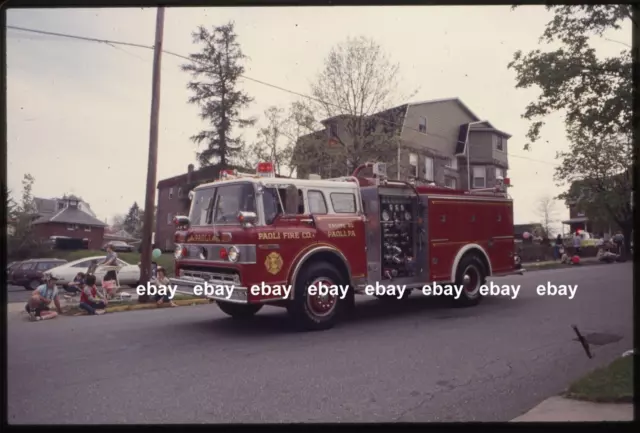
[188,183,256,226]
[212,183,257,224]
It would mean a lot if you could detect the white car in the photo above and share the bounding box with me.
[48,256,140,287]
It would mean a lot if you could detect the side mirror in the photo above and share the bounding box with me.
[174,215,190,228]
[237,211,258,226]
[284,185,299,214]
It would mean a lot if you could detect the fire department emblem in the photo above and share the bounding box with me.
[265,252,283,275]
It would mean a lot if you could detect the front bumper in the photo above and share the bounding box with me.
[170,276,249,304]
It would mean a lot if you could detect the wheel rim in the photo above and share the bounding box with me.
[306,277,338,317]
[461,265,481,297]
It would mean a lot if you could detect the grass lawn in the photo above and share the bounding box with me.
[45,249,176,276]
[564,355,634,403]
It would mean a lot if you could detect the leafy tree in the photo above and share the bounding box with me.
[307,36,417,174]
[508,5,632,149]
[7,174,47,259]
[4,184,17,222]
[555,127,632,253]
[181,22,256,167]
[123,202,141,235]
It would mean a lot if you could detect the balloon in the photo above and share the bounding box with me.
[522,232,531,239]
[152,248,162,259]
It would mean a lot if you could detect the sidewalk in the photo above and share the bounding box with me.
[511,396,634,422]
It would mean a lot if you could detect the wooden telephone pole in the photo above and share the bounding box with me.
[140,7,166,291]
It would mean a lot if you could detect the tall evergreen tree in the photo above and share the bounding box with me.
[123,202,141,235]
[181,22,256,167]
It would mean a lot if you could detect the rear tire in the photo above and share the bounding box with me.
[286,261,344,331]
[217,301,263,319]
[452,254,486,307]
[25,279,40,291]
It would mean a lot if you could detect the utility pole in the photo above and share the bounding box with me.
[140,7,166,292]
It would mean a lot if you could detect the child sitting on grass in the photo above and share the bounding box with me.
[152,267,178,308]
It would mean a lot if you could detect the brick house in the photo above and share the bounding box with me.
[30,195,107,247]
[293,97,510,189]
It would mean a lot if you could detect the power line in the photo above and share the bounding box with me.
[7,24,560,167]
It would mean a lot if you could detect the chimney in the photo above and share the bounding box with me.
[187,163,194,184]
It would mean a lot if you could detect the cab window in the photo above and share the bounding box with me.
[308,190,328,214]
[263,187,304,225]
[330,192,357,213]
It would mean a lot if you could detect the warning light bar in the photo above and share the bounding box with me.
[256,161,275,177]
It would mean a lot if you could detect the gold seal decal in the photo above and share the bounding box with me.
[265,252,284,275]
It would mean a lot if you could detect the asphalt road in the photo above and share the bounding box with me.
[7,285,32,303]
[8,263,633,424]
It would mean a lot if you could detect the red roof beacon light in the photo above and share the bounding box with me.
[256,162,275,178]
[503,177,511,186]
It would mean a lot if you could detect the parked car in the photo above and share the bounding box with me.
[48,256,141,287]
[101,241,135,253]
[6,261,21,284]
[8,258,69,290]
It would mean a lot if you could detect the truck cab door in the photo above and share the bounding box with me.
[256,185,317,294]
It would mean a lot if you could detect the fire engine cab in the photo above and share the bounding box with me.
[170,161,522,331]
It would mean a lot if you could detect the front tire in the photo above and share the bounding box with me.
[217,301,263,319]
[286,262,344,331]
[452,254,486,307]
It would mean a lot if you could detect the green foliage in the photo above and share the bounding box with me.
[555,128,632,243]
[123,202,141,236]
[508,5,632,149]
[181,22,256,167]
[7,174,50,259]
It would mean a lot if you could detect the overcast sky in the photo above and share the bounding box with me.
[6,6,631,230]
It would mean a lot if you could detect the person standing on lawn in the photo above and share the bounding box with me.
[554,234,563,261]
[26,275,63,321]
[100,243,119,284]
[79,274,107,315]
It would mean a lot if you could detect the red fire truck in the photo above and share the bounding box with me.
[170,161,523,331]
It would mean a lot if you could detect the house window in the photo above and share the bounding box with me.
[84,226,91,232]
[328,122,338,138]
[58,202,65,210]
[418,117,427,133]
[495,167,505,180]
[494,135,504,151]
[167,213,173,225]
[178,188,183,198]
[445,177,457,189]
[165,239,172,251]
[67,224,77,231]
[472,166,486,188]
[169,188,174,199]
[425,156,434,182]
[409,153,418,177]
[444,157,457,170]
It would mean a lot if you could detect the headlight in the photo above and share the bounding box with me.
[227,246,240,263]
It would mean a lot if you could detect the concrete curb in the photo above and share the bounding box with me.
[511,396,634,422]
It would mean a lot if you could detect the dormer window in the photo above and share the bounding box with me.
[58,202,65,210]
[69,200,78,208]
[328,122,338,138]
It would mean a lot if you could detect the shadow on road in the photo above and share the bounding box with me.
[176,294,518,337]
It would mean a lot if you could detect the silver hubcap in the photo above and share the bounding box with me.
[462,265,481,298]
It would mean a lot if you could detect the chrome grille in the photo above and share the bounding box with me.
[179,269,240,284]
